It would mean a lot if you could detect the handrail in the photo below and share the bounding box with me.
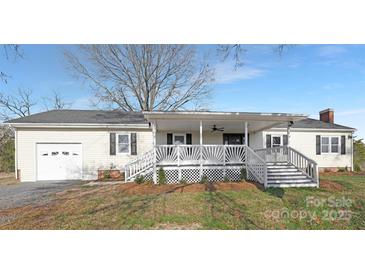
[287,146,319,187]
[255,146,318,186]
[246,146,267,187]
[125,148,154,181]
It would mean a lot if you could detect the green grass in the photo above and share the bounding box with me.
[1,175,365,229]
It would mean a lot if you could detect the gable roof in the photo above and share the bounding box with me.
[5,110,147,125]
[273,118,355,131]
[3,110,355,131]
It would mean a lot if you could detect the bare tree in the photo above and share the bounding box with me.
[0,89,35,121]
[65,45,214,111]
[1,45,23,84]
[42,90,72,110]
[217,44,294,68]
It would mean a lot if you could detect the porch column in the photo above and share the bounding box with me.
[152,121,157,184]
[287,122,291,163]
[287,122,291,147]
[244,122,248,146]
[199,120,203,145]
[199,120,203,179]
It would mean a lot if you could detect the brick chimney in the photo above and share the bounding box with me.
[319,108,334,123]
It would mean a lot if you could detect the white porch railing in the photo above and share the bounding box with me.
[255,146,319,187]
[125,144,269,185]
[287,147,319,187]
[155,145,246,166]
[255,146,288,162]
[246,146,267,187]
[125,148,154,180]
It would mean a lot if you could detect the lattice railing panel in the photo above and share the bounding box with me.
[225,168,241,181]
[159,169,179,184]
[181,169,201,183]
[203,168,224,182]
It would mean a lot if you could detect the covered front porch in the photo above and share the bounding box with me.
[125,111,319,187]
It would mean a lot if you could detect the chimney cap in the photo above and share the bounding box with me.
[319,108,334,114]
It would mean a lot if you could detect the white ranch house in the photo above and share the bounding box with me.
[5,108,355,188]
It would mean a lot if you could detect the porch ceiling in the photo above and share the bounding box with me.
[144,111,308,132]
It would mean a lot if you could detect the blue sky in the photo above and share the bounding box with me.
[1,45,364,138]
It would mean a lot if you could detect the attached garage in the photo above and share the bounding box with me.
[36,143,82,181]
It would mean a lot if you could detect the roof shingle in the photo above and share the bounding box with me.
[5,110,147,124]
[273,118,354,130]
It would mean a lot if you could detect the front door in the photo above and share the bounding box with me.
[223,134,246,145]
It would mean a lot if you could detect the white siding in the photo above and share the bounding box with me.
[249,131,264,150]
[263,129,353,169]
[17,128,153,182]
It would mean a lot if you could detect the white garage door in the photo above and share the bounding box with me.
[37,143,82,181]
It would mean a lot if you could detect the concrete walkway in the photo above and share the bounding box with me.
[0,181,83,210]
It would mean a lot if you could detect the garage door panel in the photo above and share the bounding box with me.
[37,144,82,181]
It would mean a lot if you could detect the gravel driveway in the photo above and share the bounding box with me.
[0,181,84,210]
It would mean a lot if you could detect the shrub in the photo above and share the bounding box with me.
[200,175,208,184]
[338,167,347,172]
[158,167,166,185]
[354,163,361,172]
[223,176,229,182]
[0,139,15,173]
[240,168,247,181]
[135,174,145,184]
[103,170,111,179]
[179,179,187,185]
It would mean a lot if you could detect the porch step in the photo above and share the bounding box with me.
[267,169,298,173]
[268,178,313,184]
[267,165,296,169]
[265,161,316,187]
[266,162,290,166]
[267,182,318,188]
[268,175,308,180]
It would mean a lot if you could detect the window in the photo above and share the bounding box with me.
[321,136,339,153]
[173,134,185,145]
[118,134,130,154]
[272,136,282,147]
[331,137,339,153]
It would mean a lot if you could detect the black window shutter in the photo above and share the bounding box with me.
[341,135,346,154]
[283,135,288,146]
[110,133,116,155]
[131,133,137,155]
[316,135,321,155]
[186,133,192,145]
[167,133,173,145]
[266,134,271,148]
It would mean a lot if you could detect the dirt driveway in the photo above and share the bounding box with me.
[0,181,84,210]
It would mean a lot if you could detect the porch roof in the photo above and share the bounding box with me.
[143,111,308,132]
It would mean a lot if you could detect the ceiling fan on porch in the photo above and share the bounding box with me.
[210,124,224,132]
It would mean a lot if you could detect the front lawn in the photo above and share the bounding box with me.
[1,174,364,229]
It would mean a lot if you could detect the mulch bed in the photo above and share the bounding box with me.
[319,180,344,191]
[320,171,365,176]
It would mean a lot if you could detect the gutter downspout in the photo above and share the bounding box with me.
[351,133,354,172]
[14,127,18,180]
